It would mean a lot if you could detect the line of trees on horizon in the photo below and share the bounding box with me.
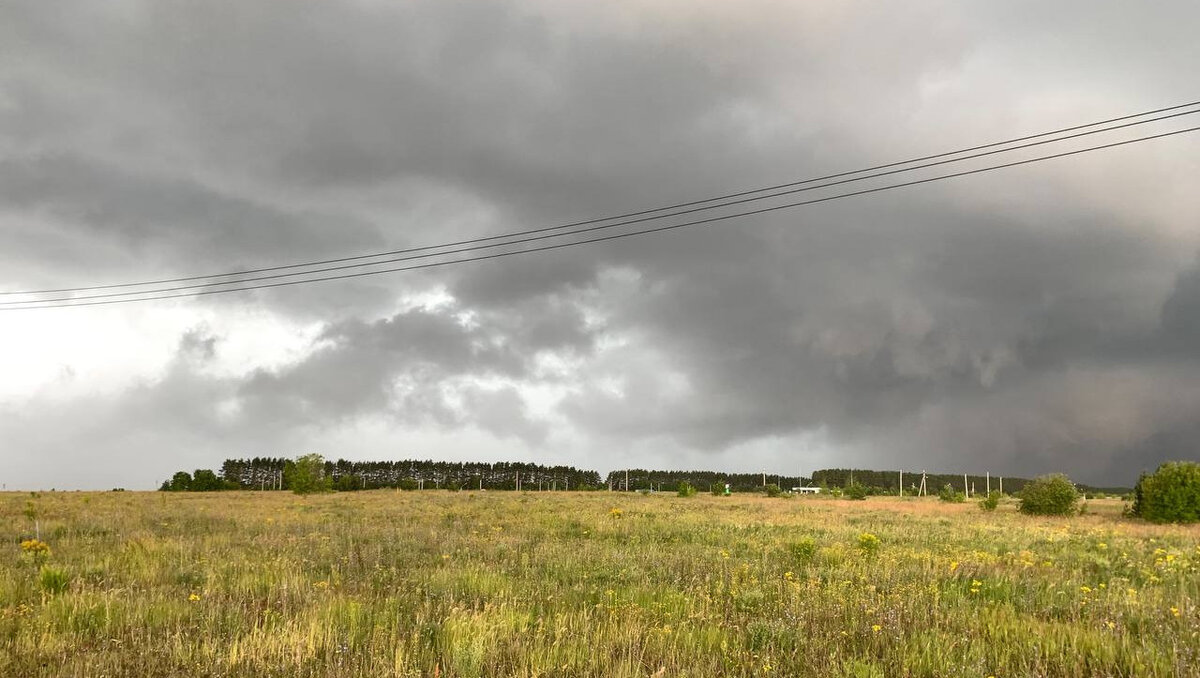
[603,469,808,493]
[810,468,1131,496]
[158,458,1132,495]
[161,457,604,492]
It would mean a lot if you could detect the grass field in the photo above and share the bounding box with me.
[2,490,1198,677]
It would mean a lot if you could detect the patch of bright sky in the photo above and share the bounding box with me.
[0,301,324,401]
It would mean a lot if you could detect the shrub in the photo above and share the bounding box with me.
[788,537,818,565]
[677,482,697,497]
[843,482,868,501]
[857,532,881,557]
[396,478,418,491]
[1130,461,1200,524]
[938,484,965,503]
[764,483,782,498]
[978,491,1001,512]
[1018,474,1080,516]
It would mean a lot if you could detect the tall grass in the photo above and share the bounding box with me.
[1,491,1197,676]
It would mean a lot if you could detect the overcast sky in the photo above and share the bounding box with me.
[2,1,1198,490]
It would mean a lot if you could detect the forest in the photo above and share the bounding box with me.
[159,458,1130,495]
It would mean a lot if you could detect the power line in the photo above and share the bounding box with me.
[7,124,1197,310]
[5,107,1199,306]
[3,99,1199,297]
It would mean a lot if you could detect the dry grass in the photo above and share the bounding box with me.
[2,490,1198,677]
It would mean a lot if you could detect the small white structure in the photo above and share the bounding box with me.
[791,486,821,494]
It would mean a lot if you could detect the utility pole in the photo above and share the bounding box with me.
[625,469,629,492]
[963,473,969,499]
[899,470,903,498]
[986,472,991,495]
[999,476,1004,494]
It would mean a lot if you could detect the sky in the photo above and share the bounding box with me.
[2,0,1199,490]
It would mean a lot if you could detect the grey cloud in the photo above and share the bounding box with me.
[2,0,1199,488]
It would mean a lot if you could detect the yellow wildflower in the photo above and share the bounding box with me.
[20,539,50,556]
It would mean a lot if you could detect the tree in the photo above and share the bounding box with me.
[938,484,965,503]
[160,471,192,492]
[843,481,868,500]
[1130,462,1200,523]
[1018,474,1080,516]
[285,454,331,495]
[333,474,363,492]
[190,469,223,491]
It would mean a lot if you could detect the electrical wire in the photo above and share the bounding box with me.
[6,124,1197,310]
[3,99,1199,297]
[5,107,1200,306]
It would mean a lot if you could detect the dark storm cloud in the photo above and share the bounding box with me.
[2,0,1199,488]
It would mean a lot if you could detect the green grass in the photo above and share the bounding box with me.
[2,491,1198,677]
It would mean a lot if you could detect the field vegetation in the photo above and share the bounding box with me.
[2,490,1198,677]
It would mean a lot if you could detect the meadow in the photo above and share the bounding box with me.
[2,490,1198,677]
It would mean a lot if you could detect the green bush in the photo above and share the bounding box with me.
[978,491,1001,512]
[677,482,697,497]
[788,537,818,565]
[764,483,782,498]
[843,482,868,501]
[1131,461,1200,524]
[857,532,881,557]
[39,565,70,595]
[1018,474,1080,516]
[938,484,965,503]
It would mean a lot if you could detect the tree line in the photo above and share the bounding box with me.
[163,457,603,492]
[160,458,1131,495]
[809,468,1130,496]
[603,469,807,493]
